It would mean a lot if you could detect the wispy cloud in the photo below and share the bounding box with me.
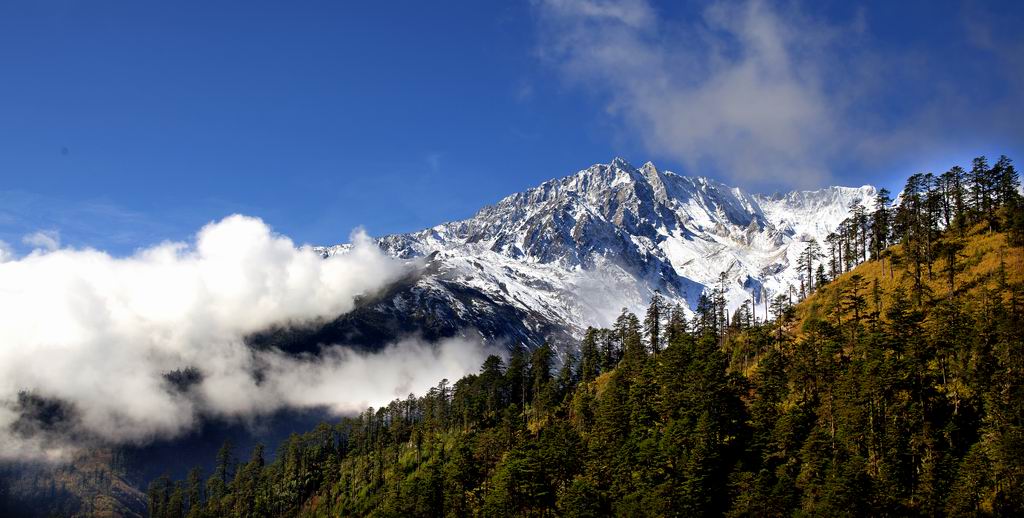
[22,230,60,251]
[535,0,846,188]
[0,190,181,256]
[533,0,1024,188]
[0,241,12,263]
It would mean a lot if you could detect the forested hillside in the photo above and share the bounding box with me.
[150,157,1023,517]
[0,449,145,518]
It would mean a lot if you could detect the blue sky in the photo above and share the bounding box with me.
[1,0,1021,255]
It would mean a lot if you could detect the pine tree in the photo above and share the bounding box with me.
[970,156,994,223]
[944,165,970,232]
[841,274,868,337]
[615,309,644,371]
[579,328,601,382]
[530,343,554,410]
[799,240,823,293]
[695,293,716,337]
[479,354,506,421]
[665,304,688,347]
[825,231,841,279]
[166,482,184,518]
[506,347,529,411]
[185,467,203,514]
[896,174,928,305]
[598,328,620,372]
[850,202,869,263]
[993,155,1020,206]
[644,291,665,354]
[147,475,171,518]
[871,188,892,259]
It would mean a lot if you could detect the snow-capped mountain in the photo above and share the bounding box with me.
[303,158,875,350]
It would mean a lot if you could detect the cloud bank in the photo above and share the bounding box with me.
[0,215,491,461]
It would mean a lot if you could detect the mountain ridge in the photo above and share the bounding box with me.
[312,158,876,349]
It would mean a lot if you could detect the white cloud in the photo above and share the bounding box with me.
[22,230,60,251]
[542,0,656,27]
[535,0,1024,189]
[0,215,492,461]
[534,0,859,188]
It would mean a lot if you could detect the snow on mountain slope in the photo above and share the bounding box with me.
[314,158,875,349]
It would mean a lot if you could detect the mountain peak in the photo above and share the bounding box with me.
[609,156,636,170]
[324,159,879,346]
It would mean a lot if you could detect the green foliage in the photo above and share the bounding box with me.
[156,156,1024,517]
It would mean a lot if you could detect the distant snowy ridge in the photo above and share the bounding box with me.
[317,158,875,348]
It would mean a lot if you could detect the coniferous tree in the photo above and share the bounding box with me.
[825,231,841,279]
[185,467,203,516]
[479,354,506,421]
[643,290,665,354]
[555,350,576,403]
[579,328,601,383]
[530,342,554,410]
[506,347,529,411]
[871,188,892,259]
[615,309,644,372]
[665,303,688,347]
[970,156,994,223]
[799,240,823,293]
[695,293,716,337]
[598,328,620,372]
[151,154,1024,518]
[993,155,1019,206]
[944,165,970,232]
[849,202,869,263]
[815,264,828,289]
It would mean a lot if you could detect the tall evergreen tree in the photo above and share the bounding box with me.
[644,291,665,354]
[579,328,601,382]
[970,155,994,222]
[993,155,1020,206]
[799,240,823,294]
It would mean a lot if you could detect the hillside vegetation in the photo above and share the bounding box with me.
[798,222,1022,331]
[0,450,145,518]
[149,156,1023,517]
